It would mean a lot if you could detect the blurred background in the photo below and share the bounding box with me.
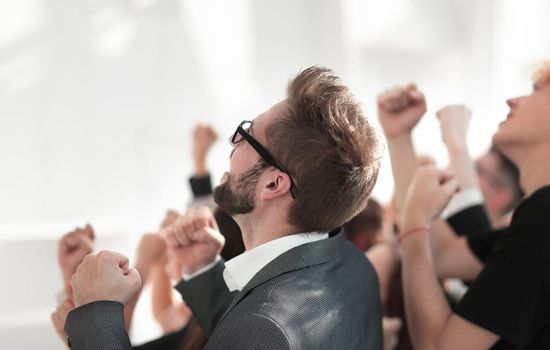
[0,0,548,348]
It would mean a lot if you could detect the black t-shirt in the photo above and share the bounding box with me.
[459,186,550,350]
[448,204,492,236]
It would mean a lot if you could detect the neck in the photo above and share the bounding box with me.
[507,146,550,197]
[234,210,300,250]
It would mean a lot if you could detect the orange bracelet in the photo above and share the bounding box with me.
[397,226,430,243]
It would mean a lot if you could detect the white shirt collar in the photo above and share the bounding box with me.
[223,232,328,292]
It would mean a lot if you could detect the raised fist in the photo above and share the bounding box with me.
[193,124,218,175]
[161,207,225,276]
[403,166,459,228]
[58,224,95,289]
[71,250,142,307]
[377,84,427,138]
[436,104,472,150]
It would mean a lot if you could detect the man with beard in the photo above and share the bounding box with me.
[64,67,384,349]
[398,62,550,350]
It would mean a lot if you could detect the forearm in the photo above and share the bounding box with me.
[151,264,175,322]
[387,134,418,212]
[401,223,453,350]
[366,242,400,307]
[123,263,153,331]
[194,157,207,177]
[429,220,483,281]
[447,143,479,191]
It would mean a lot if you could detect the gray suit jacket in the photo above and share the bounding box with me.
[65,232,382,349]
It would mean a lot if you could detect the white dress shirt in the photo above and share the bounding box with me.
[223,232,328,291]
[183,232,329,292]
[441,187,484,219]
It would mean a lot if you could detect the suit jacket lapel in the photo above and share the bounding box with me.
[216,232,345,325]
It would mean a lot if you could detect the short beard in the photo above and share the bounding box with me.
[214,161,269,216]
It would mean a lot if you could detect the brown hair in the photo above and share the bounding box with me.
[266,66,382,232]
[343,198,383,251]
[533,61,550,86]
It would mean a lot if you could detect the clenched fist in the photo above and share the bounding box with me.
[403,166,459,228]
[436,104,472,150]
[378,83,427,138]
[58,224,95,290]
[71,251,141,307]
[161,207,225,276]
[193,124,218,176]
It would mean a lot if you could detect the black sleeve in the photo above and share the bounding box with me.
[456,200,550,348]
[175,261,235,337]
[189,174,213,197]
[65,301,132,350]
[466,228,506,263]
[446,204,492,236]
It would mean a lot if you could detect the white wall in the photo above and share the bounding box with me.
[0,0,548,348]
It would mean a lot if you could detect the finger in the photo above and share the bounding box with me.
[98,250,130,274]
[193,227,225,251]
[174,229,191,246]
[441,178,460,195]
[194,207,215,230]
[164,229,180,248]
[84,223,95,240]
[126,268,142,291]
[73,234,94,252]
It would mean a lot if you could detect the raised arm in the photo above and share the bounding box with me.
[65,251,142,350]
[399,166,499,350]
[161,207,231,336]
[377,83,427,212]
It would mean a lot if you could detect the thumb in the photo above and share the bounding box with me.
[126,268,142,291]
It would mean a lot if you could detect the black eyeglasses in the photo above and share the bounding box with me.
[232,120,298,199]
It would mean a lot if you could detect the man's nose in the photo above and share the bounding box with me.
[506,96,522,109]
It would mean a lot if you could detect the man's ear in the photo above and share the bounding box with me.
[260,171,292,200]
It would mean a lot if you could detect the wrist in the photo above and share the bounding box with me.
[446,140,468,154]
[385,131,413,142]
[402,213,431,232]
[194,161,207,176]
[181,255,221,280]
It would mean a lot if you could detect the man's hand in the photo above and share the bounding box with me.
[377,83,427,139]
[436,105,472,151]
[51,298,75,348]
[193,124,218,176]
[403,166,459,228]
[160,209,180,228]
[161,207,225,275]
[71,251,141,307]
[58,224,95,289]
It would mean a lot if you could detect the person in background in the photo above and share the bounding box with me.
[398,61,550,349]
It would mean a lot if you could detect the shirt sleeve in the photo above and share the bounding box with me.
[441,188,484,219]
[447,204,492,236]
[189,174,213,197]
[466,229,505,262]
[456,201,550,348]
